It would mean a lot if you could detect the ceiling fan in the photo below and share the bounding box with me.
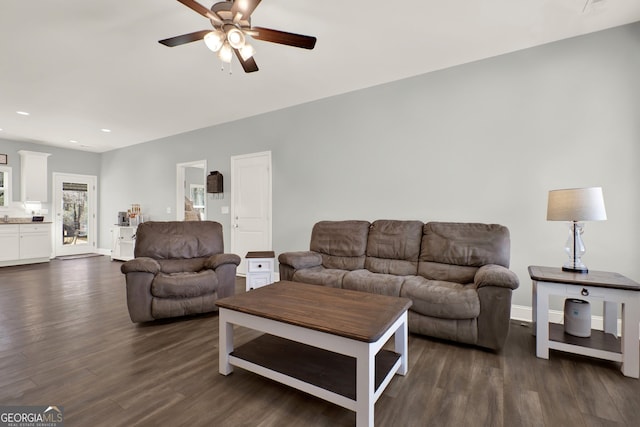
[159,0,317,73]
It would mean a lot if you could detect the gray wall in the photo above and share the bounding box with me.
[100,23,640,309]
[3,22,638,313]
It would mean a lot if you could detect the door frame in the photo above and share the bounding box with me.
[176,160,207,221]
[230,151,272,275]
[52,173,98,257]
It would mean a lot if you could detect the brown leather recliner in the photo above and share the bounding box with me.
[120,221,240,322]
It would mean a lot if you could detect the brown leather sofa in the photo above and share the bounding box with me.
[278,220,519,351]
[120,221,240,322]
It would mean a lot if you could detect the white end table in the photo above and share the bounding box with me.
[245,251,275,291]
[529,266,640,378]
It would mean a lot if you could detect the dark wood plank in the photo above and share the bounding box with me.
[1,257,639,427]
[230,334,400,400]
[216,280,412,342]
[549,322,621,353]
[245,251,275,258]
[529,266,640,290]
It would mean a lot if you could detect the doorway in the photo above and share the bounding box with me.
[231,151,272,275]
[53,173,97,256]
[176,160,207,221]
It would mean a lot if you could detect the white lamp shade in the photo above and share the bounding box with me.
[239,43,255,60]
[547,187,607,221]
[204,31,225,52]
[227,28,245,49]
[218,42,233,63]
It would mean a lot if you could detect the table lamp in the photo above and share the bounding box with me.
[546,187,607,273]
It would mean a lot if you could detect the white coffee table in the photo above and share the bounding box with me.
[216,281,412,427]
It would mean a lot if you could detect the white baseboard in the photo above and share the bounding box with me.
[511,304,625,337]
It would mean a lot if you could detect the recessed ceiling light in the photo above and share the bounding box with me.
[101,128,111,133]
[16,111,30,116]
[69,139,78,143]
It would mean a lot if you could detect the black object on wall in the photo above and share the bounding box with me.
[207,171,223,198]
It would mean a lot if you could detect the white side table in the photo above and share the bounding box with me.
[111,226,136,261]
[245,251,275,291]
[529,265,640,378]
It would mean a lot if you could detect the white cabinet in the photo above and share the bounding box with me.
[0,225,20,261]
[18,150,51,202]
[19,224,52,259]
[245,251,275,291]
[0,223,51,266]
[111,226,136,261]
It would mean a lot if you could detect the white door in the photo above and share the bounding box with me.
[53,173,97,256]
[231,151,272,275]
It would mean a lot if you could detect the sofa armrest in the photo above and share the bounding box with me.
[204,253,241,270]
[121,257,161,274]
[474,264,520,290]
[278,251,323,269]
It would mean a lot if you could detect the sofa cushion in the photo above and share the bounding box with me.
[135,221,224,259]
[342,270,405,297]
[310,220,370,270]
[365,220,423,276]
[401,276,480,319]
[292,266,347,288]
[151,270,218,298]
[418,222,510,282]
[408,311,477,345]
[158,258,207,274]
[152,293,220,319]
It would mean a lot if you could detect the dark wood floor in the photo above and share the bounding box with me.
[1,256,639,426]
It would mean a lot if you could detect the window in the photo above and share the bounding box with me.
[0,166,12,208]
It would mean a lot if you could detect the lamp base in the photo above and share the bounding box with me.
[562,265,589,274]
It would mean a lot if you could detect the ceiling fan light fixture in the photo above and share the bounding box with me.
[218,42,233,63]
[226,27,245,49]
[239,43,256,60]
[203,30,225,52]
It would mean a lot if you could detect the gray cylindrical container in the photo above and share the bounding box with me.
[564,298,591,337]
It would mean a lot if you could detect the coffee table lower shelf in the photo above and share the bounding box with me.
[230,334,401,402]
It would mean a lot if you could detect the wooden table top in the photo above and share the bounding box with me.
[216,281,412,342]
[528,266,640,291]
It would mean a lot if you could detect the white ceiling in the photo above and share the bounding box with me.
[1,0,639,153]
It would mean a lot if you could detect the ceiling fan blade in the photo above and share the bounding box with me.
[251,27,316,50]
[159,30,210,47]
[231,0,262,20]
[233,48,259,73]
[177,0,222,23]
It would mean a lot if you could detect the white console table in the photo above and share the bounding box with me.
[529,265,640,378]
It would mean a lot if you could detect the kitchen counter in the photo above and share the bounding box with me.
[0,219,52,224]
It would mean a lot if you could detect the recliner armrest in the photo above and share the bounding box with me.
[278,251,323,269]
[474,264,519,290]
[204,253,241,270]
[121,257,161,274]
